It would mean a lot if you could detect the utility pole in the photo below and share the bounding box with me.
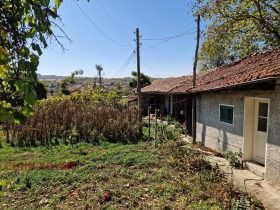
[192,14,200,144]
[136,28,142,137]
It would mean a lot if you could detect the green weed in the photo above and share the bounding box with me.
[0,141,263,209]
[222,150,243,168]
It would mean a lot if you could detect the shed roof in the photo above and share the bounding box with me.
[142,49,280,94]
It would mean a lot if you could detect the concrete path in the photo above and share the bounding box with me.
[181,136,280,210]
[208,155,280,210]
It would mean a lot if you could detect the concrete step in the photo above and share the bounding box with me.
[243,160,265,178]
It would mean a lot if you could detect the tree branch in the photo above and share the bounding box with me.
[263,2,280,15]
[253,0,280,41]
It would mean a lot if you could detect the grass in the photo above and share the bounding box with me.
[0,140,263,209]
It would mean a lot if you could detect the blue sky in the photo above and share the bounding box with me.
[38,0,201,78]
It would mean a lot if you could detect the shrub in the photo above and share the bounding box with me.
[222,150,243,168]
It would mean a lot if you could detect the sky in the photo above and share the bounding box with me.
[38,0,202,79]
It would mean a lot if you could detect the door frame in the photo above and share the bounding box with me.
[243,97,270,166]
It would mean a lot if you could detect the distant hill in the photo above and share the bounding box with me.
[38,73,159,80]
[38,74,160,88]
[37,73,67,80]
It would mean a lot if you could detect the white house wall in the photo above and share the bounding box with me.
[196,84,280,185]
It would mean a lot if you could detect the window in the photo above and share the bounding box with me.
[219,105,234,124]
[257,102,268,132]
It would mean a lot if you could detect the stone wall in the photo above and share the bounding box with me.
[196,92,244,153]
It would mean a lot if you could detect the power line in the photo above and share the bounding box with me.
[115,51,135,77]
[141,31,197,51]
[140,58,162,78]
[139,28,196,77]
[96,0,134,49]
[113,50,136,78]
[141,39,170,51]
[139,29,197,78]
[72,0,129,47]
[142,28,196,41]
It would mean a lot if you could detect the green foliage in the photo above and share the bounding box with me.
[0,180,7,192]
[36,81,48,100]
[95,64,103,86]
[165,113,174,125]
[143,120,183,143]
[192,0,280,66]
[191,200,222,210]
[128,71,151,88]
[231,197,263,210]
[0,0,67,124]
[222,150,243,168]
[95,64,103,71]
[198,39,229,71]
[24,175,32,189]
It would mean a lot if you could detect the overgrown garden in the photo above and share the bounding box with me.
[0,87,265,209]
[1,88,140,147]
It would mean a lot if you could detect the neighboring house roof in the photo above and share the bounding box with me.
[142,49,280,94]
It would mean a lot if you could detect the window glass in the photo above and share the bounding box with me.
[258,117,267,132]
[258,103,268,117]
[220,105,233,124]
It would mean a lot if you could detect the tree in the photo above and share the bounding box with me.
[36,82,47,100]
[192,0,280,64]
[0,0,68,123]
[95,64,103,86]
[198,39,230,72]
[61,69,84,95]
[128,71,151,89]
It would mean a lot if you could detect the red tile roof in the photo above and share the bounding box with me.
[142,49,280,94]
[141,75,192,94]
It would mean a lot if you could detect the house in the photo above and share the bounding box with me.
[142,75,194,134]
[141,49,280,185]
[194,49,280,185]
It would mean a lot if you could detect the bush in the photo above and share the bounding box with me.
[142,121,182,142]
[222,150,243,168]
